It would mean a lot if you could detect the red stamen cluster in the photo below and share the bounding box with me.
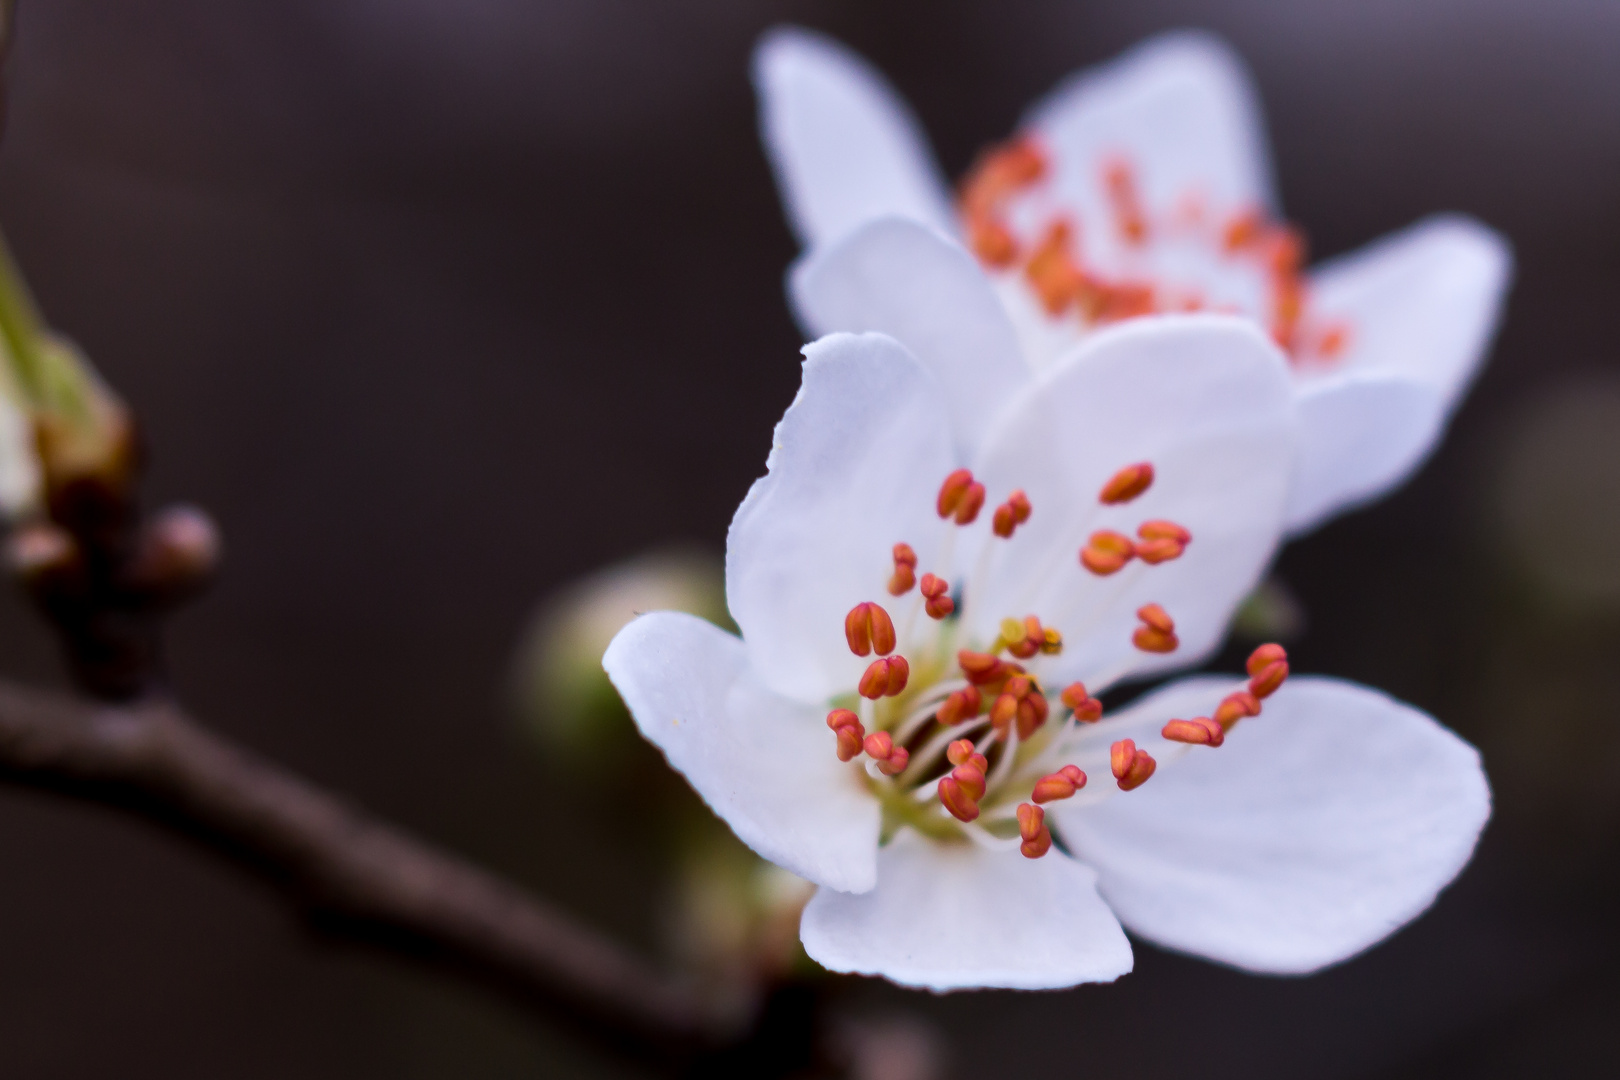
[937,468,986,525]
[1110,738,1158,791]
[919,573,954,619]
[1161,644,1290,747]
[992,489,1032,538]
[938,739,990,822]
[1059,682,1103,722]
[1132,603,1178,654]
[958,138,1047,267]
[888,542,917,596]
[1025,220,1158,323]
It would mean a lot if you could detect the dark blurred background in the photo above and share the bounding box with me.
[1,0,1618,1076]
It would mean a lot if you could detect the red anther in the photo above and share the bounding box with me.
[919,573,955,619]
[936,686,983,725]
[1059,682,1103,723]
[1100,462,1154,505]
[826,708,860,732]
[993,503,1015,538]
[1214,690,1262,730]
[1103,158,1148,245]
[1135,537,1185,564]
[968,216,1020,267]
[1017,803,1052,859]
[958,650,1008,686]
[937,469,975,518]
[1031,772,1077,804]
[858,656,910,699]
[1060,764,1087,787]
[993,489,1032,538]
[1110,739,1158,791]
[1081,529,1137,575]
[938,777,981,822]
[955,482,986,525]
[951,761,987,802]
[989,692,1018,735]
[1025,221,1084,316]
[1249,659,1289,700]
[1246,643,1288,677]
[1162,716,1224,747]
[1137,603,1174,633]
[1015,693,1048,741]
[888,543,918,596]
[946,738,976,767]
[1133,603,1178,653]
[877,746,909,776]
[835,725,864,761]
[1138,520,1190,544]
[844,602,897,657]
[959,137,1047,217]
[863,731,894,760]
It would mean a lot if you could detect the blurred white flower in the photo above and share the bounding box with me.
[754,29,1512,535]
[604,321,1488,989]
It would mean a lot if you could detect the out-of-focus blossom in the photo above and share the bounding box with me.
[754,28,1512,535]
[605,322,1489,989]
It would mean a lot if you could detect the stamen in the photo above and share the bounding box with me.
[1135,520,1191,564]
[1001,615,1047,659]
[936,469,987,525]
[1110,739,1157,791]
[1246,643,1290,699]
[1016,803,1053,859]
[827,708,865,762]
[1214,690,1261,730]
[946,738,986,769]
[1031,764,1087,804]
[1162,716,1225,747]
[1081,529,1136,575]
[936,686,984,725]
[919,572,955,618]
[951,760,987,802]
[844,602,897,657]
[968,218,1019,267]
[1060,682,1103,722]
[1040,627,1063,655]
[1025,221,1085,316]
[1132,603,1179,653]
[1103,159,1148,245]
[862,731,910,777]
[938,776,981,822]
[991,489,1032,538]
[1100,462,1154,504]
[888,542,918,596]
[959,137,1047,219]
[858,655,911,699]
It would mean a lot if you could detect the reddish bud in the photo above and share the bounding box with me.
[1099,462,1154,505]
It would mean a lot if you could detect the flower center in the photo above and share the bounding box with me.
[822,463,1292,859]
[958,136,1350,368]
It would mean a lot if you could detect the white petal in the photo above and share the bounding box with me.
[1055,675,1491,974]
[0,391,40,516]
[603,611,881,893]
[1283,371,1449,535]
[753,27,956,249]
[800,829,1132,991]
[970,315,1296,689]
[789,217,1032,459]
[1025,31,1276,224]
[727,333,957,702]
[1306,214,1512,402]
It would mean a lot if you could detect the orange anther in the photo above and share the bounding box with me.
[877,746,909,776]
[1135,537,1185,564]
[858,656,910,699]
[1110,739,1157,791]
[827,707,865,762]
[945,739,985,771]
[1060,764,1086,786]
[959,137,1047,218]
[958,650,1008,686]
[1016,692,1049,740]
[951,761,987,803]
[1060,682,1103,722]
[993,489,1032,538]
[844,602,896,657]
[1100,462,1154,504]
[1024,220,1084,316]
[826,708,860,732]
[1214,690,1262,730]
[863,731,894,760]
[1133,627,1179,653]
[888,542,918,596]
[1246,643,1288,676]
[1137,603,1173,633]
[1081,529,1137,575]
[937,469,975,518]
[968,216,1020,267]
[955,483,986,525]
[1041,627,1063,655]
[1138,520,1191,543]
[1032,763,1087,804]
[1249,658,1289,700]
[936,686,983,725]
[1017,802,1053,858]
[938,777,981,822]
[1162,716,1224,747]
[990,692,1019,735]
[1224,208,1264,252]
[919,572,954,619]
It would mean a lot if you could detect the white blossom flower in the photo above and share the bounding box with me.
[753,28,1513,534]
[603,317,1489,990]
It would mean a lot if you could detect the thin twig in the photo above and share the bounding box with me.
[0,678,748,1063]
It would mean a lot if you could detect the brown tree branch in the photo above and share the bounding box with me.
[0,677,748,1064]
